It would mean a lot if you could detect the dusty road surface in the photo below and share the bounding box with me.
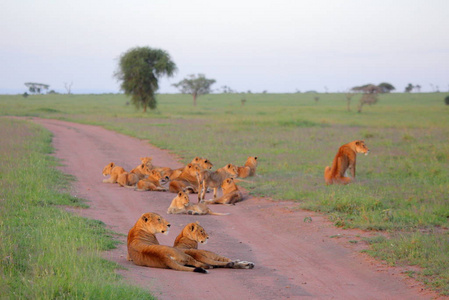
[28,117,441,300]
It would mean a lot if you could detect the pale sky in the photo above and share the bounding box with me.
[1,0,448,94]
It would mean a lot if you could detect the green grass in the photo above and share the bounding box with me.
[1,91,449,295]
[0,118,153,299]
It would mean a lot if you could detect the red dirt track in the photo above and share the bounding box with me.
[29,117,441,300]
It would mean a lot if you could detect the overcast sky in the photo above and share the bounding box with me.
[1,0,448,94]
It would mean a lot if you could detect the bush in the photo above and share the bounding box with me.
[445,95,449,105]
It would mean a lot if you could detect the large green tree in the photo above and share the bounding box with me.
[115,47,177,111]
[172,74,216,106]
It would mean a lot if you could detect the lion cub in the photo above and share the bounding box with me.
[174,222,255,269]
[324,140,369,185]
[201,177,243,205]
[197,163,238,202]
[167,192,229,216]
[102,162,126,184]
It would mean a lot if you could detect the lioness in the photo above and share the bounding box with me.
[155,157,213,180]
[237,156,258,178]
[102,162,126,184]
[127,212,210,273]
[324,140,369,185]
[136,169,168,192]
[197,163,238,202]
[201,177,243,205]
[167,191,229,216]
[174,222,255,269]
[169,163,202,193]
[117,163,152,187]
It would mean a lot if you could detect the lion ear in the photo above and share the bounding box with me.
[356,141,361,145]
[109,162,114,167]
[178,192,183,196]
[254,156,258,160]
[195,221,200,225]
[141,163,145,168]
[190,224,195,231]
[142,215,148,222]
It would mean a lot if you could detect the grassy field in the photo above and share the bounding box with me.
[1,92,448,294]
[0,118,154,299]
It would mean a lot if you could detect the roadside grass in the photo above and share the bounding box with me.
[1,92,448,294]
[0,118,153,299]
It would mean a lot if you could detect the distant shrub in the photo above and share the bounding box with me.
[445,95,449,105]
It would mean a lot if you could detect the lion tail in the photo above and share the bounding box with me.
[209,212,230,216]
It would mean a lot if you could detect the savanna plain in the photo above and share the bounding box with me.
[0,92,448,297]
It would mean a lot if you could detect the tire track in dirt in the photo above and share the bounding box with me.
[27,117,440,300]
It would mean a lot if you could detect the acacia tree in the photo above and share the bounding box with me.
[172,74,216,106]
[114,47,177,112]
[24,82,49,94]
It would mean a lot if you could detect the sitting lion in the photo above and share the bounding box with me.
[237,156,258,178]
[202,177,243,205]
[102,162,126,184]
[324,140,369,185]
[174,222,254,269]
[167,191,229,216]
[136,169,168,192]
[197,163,238,202]
[127,212,210,273]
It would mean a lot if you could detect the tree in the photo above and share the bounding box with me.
[378,82,395,93]
[24,82,49,94]
[172,74,215,106]
[114,47,177,112]
[404,83,414,93]
[64,82,73,94]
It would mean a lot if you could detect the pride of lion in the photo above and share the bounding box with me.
[106,141,369,273]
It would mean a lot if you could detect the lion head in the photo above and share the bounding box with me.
[182,222,209,245]
[140,157,153,169]
[192,157,213,170]
[245,156,258,168]
[102,162,115,176]
[354,140,370,156]
[223,163,238,177]
[136,212,171,235]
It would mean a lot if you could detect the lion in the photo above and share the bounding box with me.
[102,162,126,184]
[169,163,202,193]
[136,169,168,192]
[237,156,258,178]
[117,163,152,187]
[324,140,370,185]
[155,157,213,180]
[167,191,229,215]
[197,163,238,202]
[174,222,254,269]
[139,157,154,170]
[127,212,210,273]
[201,177,243,205]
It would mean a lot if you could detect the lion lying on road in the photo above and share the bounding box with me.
[167,191,229,216]
[117,163,152,187]
[127,212,210,273]
[136,169,168,192]
[237,156,258,178]
[102,162,126,184]
[174,222,254,269]
[324,140,369,185]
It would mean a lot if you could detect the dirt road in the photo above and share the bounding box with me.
[30,118,438,299]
